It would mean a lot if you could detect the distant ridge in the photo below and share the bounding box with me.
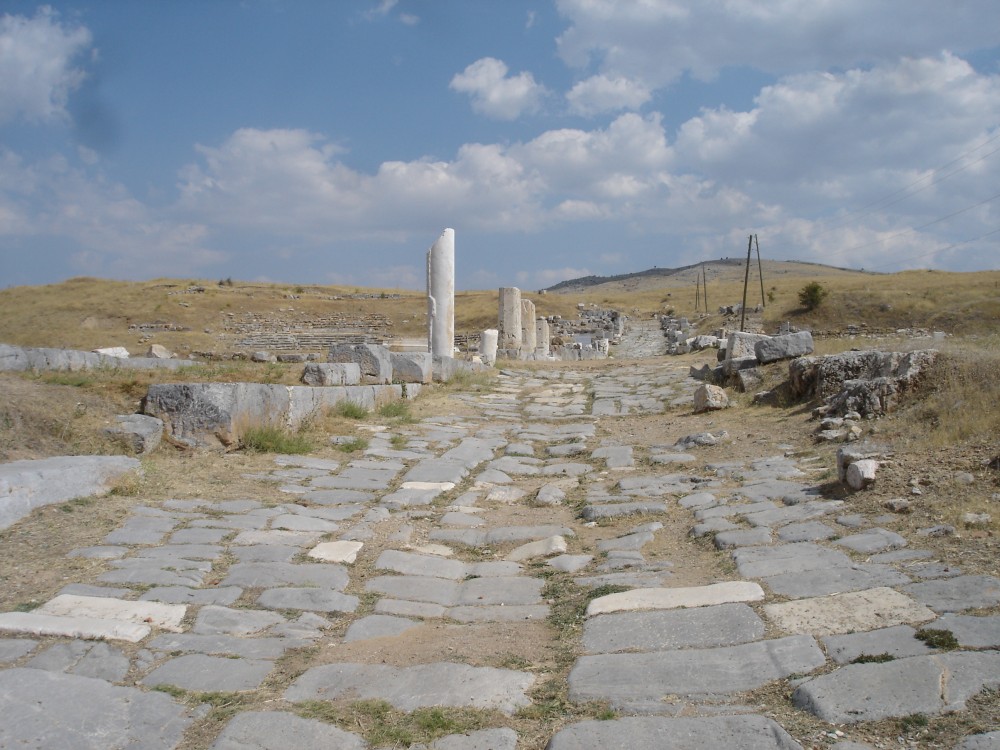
[544,258,872,292]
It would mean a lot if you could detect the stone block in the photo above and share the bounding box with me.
[300,363,361,386]
[390,352,433,384]
[694,384,729,412]
[725,332,770,361]
[755,331,815,363]
[103,414,163,455]
[328,343,392,384]
[146,344,174,359]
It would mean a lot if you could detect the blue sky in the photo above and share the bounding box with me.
[1,1,998,291]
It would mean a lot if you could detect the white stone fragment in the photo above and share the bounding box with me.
[846,459,879,490]
[586,581,765,616]
[401,481,456,491]
[36,594,186,632]
[0,612,151,643]
[506,535,568,562]
[308,540,365,564]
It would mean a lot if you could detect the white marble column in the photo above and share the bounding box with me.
[535,318,550,356]
[498,287,522,352]
[427,228,455,358]
[480,329,498,366]
[520,299,537,352]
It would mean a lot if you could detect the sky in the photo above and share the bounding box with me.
[1,1,998,292]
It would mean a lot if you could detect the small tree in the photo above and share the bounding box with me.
[798,281,828,311]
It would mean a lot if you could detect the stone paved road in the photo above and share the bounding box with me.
[1,325,999,749]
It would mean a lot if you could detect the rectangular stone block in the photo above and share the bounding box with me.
[328,344,392,384]
[390,352,433,384]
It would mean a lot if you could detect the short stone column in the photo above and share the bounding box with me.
[498,287,522,353]
[427,228,455,359]
[520,299,537,353]
[535,318,550,356]
[480,329,498,366]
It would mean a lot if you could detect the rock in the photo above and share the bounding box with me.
[210,711,366,750]
[389,352,433,384]
[694,384,729,412]
[845,459,878,490]
[547,716,803,750]
[146,344,174,359]
[725,332,771,360]
[962,512,992,527]
[755,331,814,363]
[250,351,276,363]
[328,343,393,384]
[93,346,130,358]
[300,362,361,386]
[836,443,887,483]
[731,367,763,393]
[506,535,568,562]
[882,498,911,513]
[103,414,163,455]
[0,455,142,531]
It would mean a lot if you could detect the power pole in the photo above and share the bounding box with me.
[694,277,701,312]
[754,234,766,308]
[702,264,708,311]
[740,234,752,332]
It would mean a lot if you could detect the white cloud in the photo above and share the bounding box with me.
[518,267,594,288]
[566,74,651,116]
[0,7,93,124]
[555,0,1000,87]
[450,57,548,120]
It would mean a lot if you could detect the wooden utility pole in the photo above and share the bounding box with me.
[754,234,766,308]
[702,264,709,312]
[740,234,752,331]
[694,278,701,312]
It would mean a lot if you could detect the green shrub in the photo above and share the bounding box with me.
[798,281,828,310]
[336,401,369,420]
[336,437,369,453]
[378,401,412,420]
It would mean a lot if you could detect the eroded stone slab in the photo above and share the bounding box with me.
[0,668,192,749]
[143,654,274,692]
[37,594,186,633]
[0,612,150,643]
[210,711,366,750]
[793,651,1000,723]
[256,588,359,613]
[763,588,936,636]
[587,581,765,616]
[547,715,804,750]
[569,635,825,703]
[583,603,765,654]
[821,625,934,664]
[285,662,534,714]
[901,576,1000,613]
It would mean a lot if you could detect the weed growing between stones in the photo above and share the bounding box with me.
[390,434,408,449]
[914,628,960,650]
[378,401,413,422]
[850,652,895,664]
[293,699,500,746]
[335,402,369,420]
[238,426,314,455]
[335,437,369,453]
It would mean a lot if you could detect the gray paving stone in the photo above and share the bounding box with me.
[569,635,825,703]
[270,513,340,532]
[762,565,911,598]
[547,715,804,750]
[583,603,765,654]
[285,662,534,714]
[901,575,1000,613]
[190,514,268,530]
[257,588,359,613]
[575,571,674,589]
[733,543,852,578]
[678,492,716,508]
[821,625,934,664]
[548,554,593,573]
[231,544,299,563]
[427,727,518,750]
[736,480,821,503]
[429,525,573,547]
[366,575,542,607]
[221,562,349,589]
[232,529,323,546]
[776,521,837,542]
[581,501,668,520]
[135,543,224,561]
[99,559,208,587]
[59,583,132,598]
[103,516,178,545]
[147,633,305,660]
[935,614,1000,648]
[715,527,773,549]
[695,501,777,521]
[194,605,286,635]
[169,527,230,544]
[210,710,366,750]
[67,545,128,559]
[955,731,1000,749]
[140,586,243,605]
[344,614,422,642]
[690,517,739,537]
[375,550,521,579]
[792,651,1000,723]
[597,531,654,551]
[834,528,907,554]
[301,489,374,505]
[0,637,37,663]
[26,640,130,682]
[0,668,192,749]
[906,561,962,579]
[741,500,844,528]
[143,653,273,692]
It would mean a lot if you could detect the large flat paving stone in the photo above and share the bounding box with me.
[732,543,852,578]
[285,662,534,714]
[586,581,764,616]
[0,667,192,749]
[210,710,366,750]
[366,575,542,607]
[762,565,910,598]
[147,633,306,660]
[792,651,1000,723]
[431,728,518,750]
[901,575,1000,613]
[37,593,186,632]
[0,611,150,642]
[582,603,765,654]
[257,588,359,613]
[25,639,130,682]
[763,587,936,636]
[142,653,274,692]
[955,732,1000,749]
[547,715,804,750]
[821,625,934,664]
[935,614,1000,648]
[375,549,521,579]
[221,562,350,589]
[568,635,825,704]
[0,637,37,663]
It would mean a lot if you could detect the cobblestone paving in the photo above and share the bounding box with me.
[1,322,998,749]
